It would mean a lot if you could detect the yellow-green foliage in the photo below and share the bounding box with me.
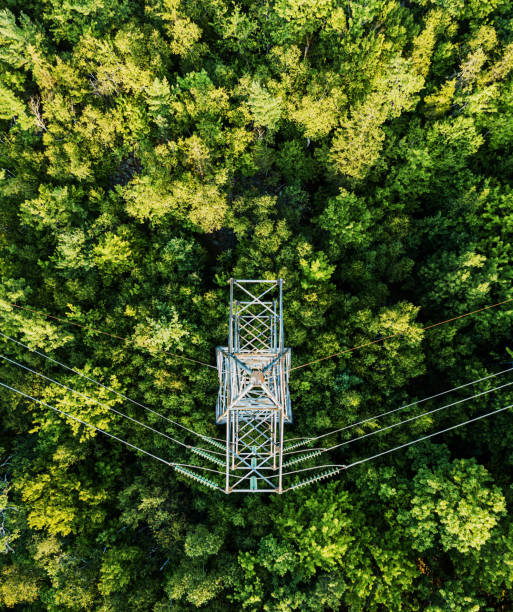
[1,0,513,609]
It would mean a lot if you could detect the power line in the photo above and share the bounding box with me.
[281,464,346,478]
[324,376,513,452]
[0,353,195,450]
[344,400,513,470]
[283,376,513,457]
[283,366,513,449]
[6,296,513,375]
[3,380,512,493]
[0,379,175,466]
[0,380,227,478]
[0,331,224,443]
[0,301,216,369]
[170,463,225,476]
[291,297,513,371]
[281,400,513,490]
[225,372,513,473]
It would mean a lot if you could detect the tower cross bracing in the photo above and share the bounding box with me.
[216,279,292,493]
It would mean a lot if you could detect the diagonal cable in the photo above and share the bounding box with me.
[0,380,226,481]
[0,331,224,442]
[280,400,513,489]
[290,297,513,372]
[324,376,513,452]
[344,400,513,471]
[0,353,196,449]
[0,379,175,466]
[279,401,513,490]
[284,366,513,448]
[0,301,216,369]
[283,375,513,457]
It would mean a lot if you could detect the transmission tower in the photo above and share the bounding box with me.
[4,283,511,496]
[216,279,292,493]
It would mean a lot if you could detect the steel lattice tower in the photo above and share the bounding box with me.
[216,279,292,493]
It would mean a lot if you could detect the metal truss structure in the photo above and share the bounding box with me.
[5,275,510,497]
[216,279,292,493]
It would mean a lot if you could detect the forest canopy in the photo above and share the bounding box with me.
[1,0,513,609]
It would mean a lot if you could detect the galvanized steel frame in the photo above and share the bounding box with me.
[216,279,291,493]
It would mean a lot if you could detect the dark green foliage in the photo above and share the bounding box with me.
[1,0,513,609]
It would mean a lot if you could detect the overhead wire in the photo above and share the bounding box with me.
[323,375,513,452]
[282,374,513,457]
[0,380,227,477]
[168,463,225,476]
[344,400,513,470]
[281,400,513,490]
[248,374,513,474]
[3,293,513,494]
[275,377,513,485]
[284,365,513,446]
[4,296,513,375]
[0,380,175,467]
[290,296,513,372]
[0,300,217,369]
[0,352,196,451]
[3,366,513,491]
[0,331,224,443]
